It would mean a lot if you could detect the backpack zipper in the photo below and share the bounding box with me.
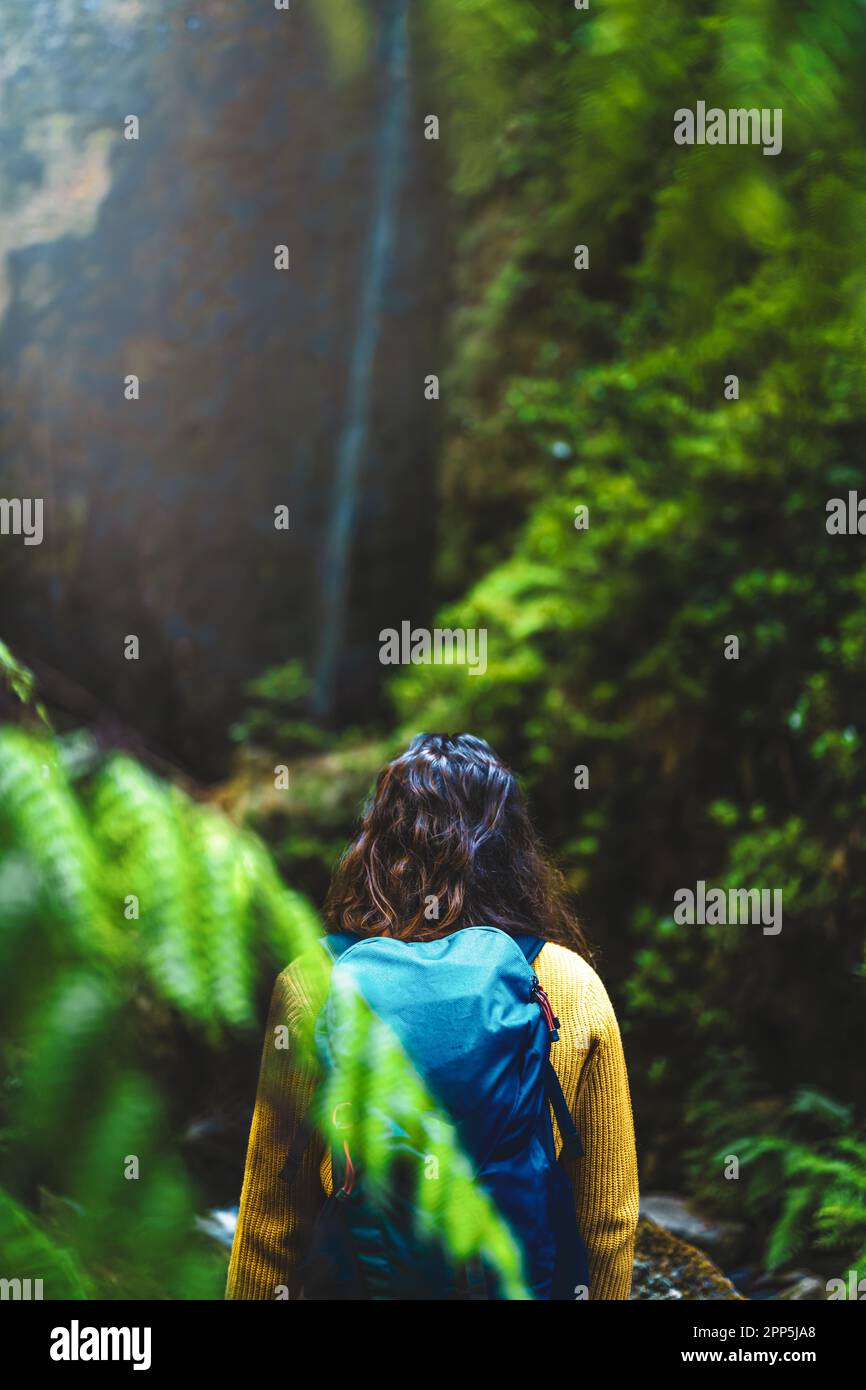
[531,975,560,1042]
[338,1139,356,1198]
[332,1102,356,1199]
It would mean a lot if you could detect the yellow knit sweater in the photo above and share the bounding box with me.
[226,940,639,1300]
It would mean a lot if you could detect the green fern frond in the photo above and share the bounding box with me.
[91,758,210,1022]
[0,730,111,959]
[765,1185,814,1271]
[789,1088,853,1132]
[0,1189,91,1299]
[0,722,531,1298]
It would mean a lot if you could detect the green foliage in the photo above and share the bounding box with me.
[0,693,529,1296]
[0,1190,92,1299]
[229,661,332,754]
[0,638,49,728]
[381,0,866,1274]
[717,1089,866,1279]
[0,723,321,1296]
[5,0,866,1295]
[201,0,866,1285]
[418,0,545,196]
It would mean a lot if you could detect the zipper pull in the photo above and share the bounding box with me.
[531,978,560,1042]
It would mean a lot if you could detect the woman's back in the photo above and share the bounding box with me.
[226,733,639,1299]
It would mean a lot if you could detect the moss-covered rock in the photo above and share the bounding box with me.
[631,1217,744,1301]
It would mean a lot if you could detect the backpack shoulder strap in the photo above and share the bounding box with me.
[545,1062,583,1160]
[511,932,545,965]
[512,934,583,1160]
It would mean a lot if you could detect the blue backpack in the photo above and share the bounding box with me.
[280,925,589,1300]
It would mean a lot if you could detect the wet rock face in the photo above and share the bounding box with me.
[631,1217,745,1300]
[0,1,445,773]
[640,1192,744,1263]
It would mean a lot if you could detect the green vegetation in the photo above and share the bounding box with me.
[388,0,866,1282]
[230,0,866,1288]
[0,650,528,1299]
[716,1089,866,1279]
[0,645,314,1297]
[3,0,865,1296]
[248,0,866,1284]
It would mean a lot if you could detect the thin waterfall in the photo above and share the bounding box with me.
[313,0,410,720]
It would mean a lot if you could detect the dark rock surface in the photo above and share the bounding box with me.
[0,1,446,772]
[640,1192,743,1257]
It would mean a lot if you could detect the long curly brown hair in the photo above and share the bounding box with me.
[325,732,592,960]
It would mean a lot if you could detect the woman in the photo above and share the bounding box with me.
[227,732,639,1299]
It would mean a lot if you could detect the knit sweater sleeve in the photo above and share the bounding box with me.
[225,964,324,1300]
[535,943,640,1300]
